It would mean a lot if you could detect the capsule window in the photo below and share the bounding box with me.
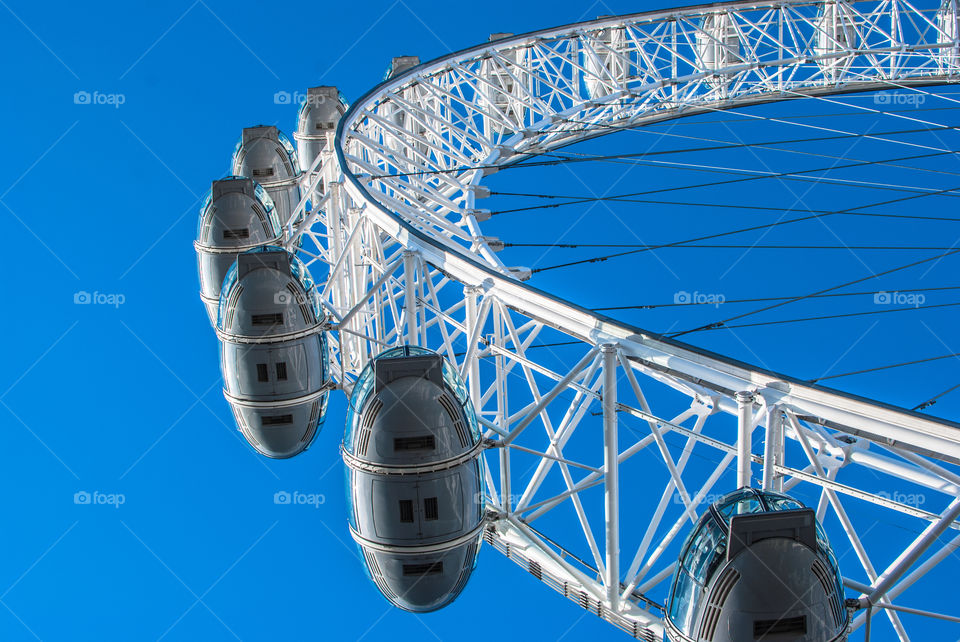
[251,313,284,326]
[424,497,438,521]
[393,435,436,452]
[256,363,269,382]
[261,414,293,426]
[398,500,414,523]
[276,362,288,381]
[223,228,250,240]
[754,615,806,637]
[402,562,443,576]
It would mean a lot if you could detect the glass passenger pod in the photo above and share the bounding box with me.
[384,55,420,81]
[231,126,303,228]
[696,13,742,92]
[583,23,629,100]
[479,33,530,140]
[294,86,348,174]
[382,56,434,166]
[938,0,960,71]
[378,57,429,163]
[666,489,848,642]
[217,247,328,458]
[343,347,483,612]
[195,176,282,325]
[344,346,480,468]
[816,2,857,80]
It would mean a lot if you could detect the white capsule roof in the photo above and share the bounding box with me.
[195,176,281,325]
[295,86,348,171]
[231,126,300,184]
[384,56,420,80]
[217,247,321,337]
[231,126,303,228]
[344,346,480,467]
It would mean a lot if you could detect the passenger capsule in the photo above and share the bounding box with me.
[666,489,848,642]
[231,126,302,228]
[294,86,348,174]
[938,0,959,71]
[217,247,328,458]
[195,177,282,325]
[479,33,529,139]
[816,2,857,80]
[342,347,484,612]
[584,24,628,100]
[385,55,420,80]
[697,13,741,91]
[380,56,431,163]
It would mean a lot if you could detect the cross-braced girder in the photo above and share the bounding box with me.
[286,0,960,637]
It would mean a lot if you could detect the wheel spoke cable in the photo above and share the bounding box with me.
[588,285,960,311]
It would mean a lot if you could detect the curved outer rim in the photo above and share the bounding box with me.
[330,0,960,463]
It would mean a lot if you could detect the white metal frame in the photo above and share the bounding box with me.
[283,1,960,637]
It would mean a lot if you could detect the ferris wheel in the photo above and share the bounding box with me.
[195,1,960,639]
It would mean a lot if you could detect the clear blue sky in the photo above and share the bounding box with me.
[1,0,958,640]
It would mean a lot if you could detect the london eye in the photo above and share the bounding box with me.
[195,2,960,638]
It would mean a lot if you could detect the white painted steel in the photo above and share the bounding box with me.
[279,0,960,636]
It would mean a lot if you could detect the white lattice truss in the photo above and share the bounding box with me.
[285,0,960,638]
